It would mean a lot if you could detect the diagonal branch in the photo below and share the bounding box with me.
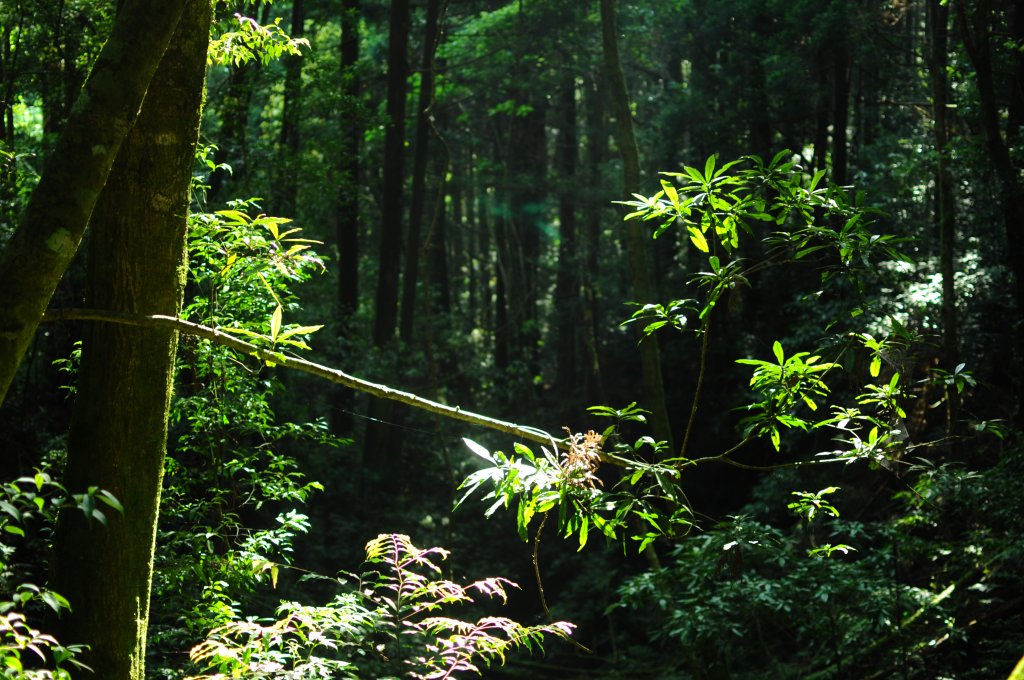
[43,308,559,449]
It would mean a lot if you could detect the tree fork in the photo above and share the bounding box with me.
[0,0,189,406]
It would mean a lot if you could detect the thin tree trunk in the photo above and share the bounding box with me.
[49,1,209,676]
[208,62,254,201]
[832,39,850,187]
[332,0,361,436]
[599,0,673,452]
[928,0,959,430]
[366,0,411,467]
[0,0,189,407]
[400,0,442,342]
[273,0,305,217]
[373,0,410,347]
[955,0,1024,424]
[553,72,578,396]
[582,74,607,406]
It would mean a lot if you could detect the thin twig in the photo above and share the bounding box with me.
[679,316,711,459]
[531,512,593,655]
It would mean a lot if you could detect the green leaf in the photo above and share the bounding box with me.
[869,355,881,378]
[269,304,283,342]
[276,324,324,342]
[463,438,494,463]
[661,180,680,209]
[704,154,717,181]
[513,442,536,462]
[688,225,709,252]
[773,341,784,365]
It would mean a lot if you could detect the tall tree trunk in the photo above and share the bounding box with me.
[582,73,607,406]
[373,0,410,347]
[400,0,442,342]
[812,60,830,174]
[831,40,850,187]
[478,170,493,332]
[0,0,189,407]
[337,0,361,319]
[928,0,959,430]
[553,72,578,396]
[49,1,209,676]
[332,0,361,437]
[955,0,1024,424]
[365,0,411,467]
[272,0,305,217]
[599,0,673,452]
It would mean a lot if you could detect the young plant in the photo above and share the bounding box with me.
[186,534,573,679]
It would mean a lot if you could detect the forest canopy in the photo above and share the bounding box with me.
[1,0,1023,678]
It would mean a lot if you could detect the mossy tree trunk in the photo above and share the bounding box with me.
[49,1,210,677]
[0,0,188,407]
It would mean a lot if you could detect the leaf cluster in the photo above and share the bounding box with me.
[186,534,573,679]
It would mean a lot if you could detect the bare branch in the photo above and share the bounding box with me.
[43,308,558,449]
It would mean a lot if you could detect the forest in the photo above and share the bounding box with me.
[1,0,1023,678]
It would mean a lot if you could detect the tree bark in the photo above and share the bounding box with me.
[48,1,209,677]
[599,0,673,452]
[0,0,188,407]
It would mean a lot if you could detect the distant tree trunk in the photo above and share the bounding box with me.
[1,17,20,218]
[812,61,830,174]
[495,199,510,374]
[0,0,189,407]
[505,100,547,383]
[1,14,20,150]
[400,0,442,342]
[831,40,850,187]
[337,0,361,318]
[273,0,305,217]
[332,0,361,436]
[208,62,254,201]
[478,173,493,332]
[582,74,607,406]
[599,0,673,452]
[373,0,409,347]
[955,0,1024,424]
[1008,0,1024,143]
[464,162,479,322]
[365,0,410,466]
[928,0,959,430]
[49,1,208,677]
[553,72,578,396]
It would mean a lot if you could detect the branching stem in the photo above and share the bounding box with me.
[679,316,711,459]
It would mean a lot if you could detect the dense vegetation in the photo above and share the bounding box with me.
[1,0,1023,678]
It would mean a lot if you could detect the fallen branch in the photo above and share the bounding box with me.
[42,308,559,449]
